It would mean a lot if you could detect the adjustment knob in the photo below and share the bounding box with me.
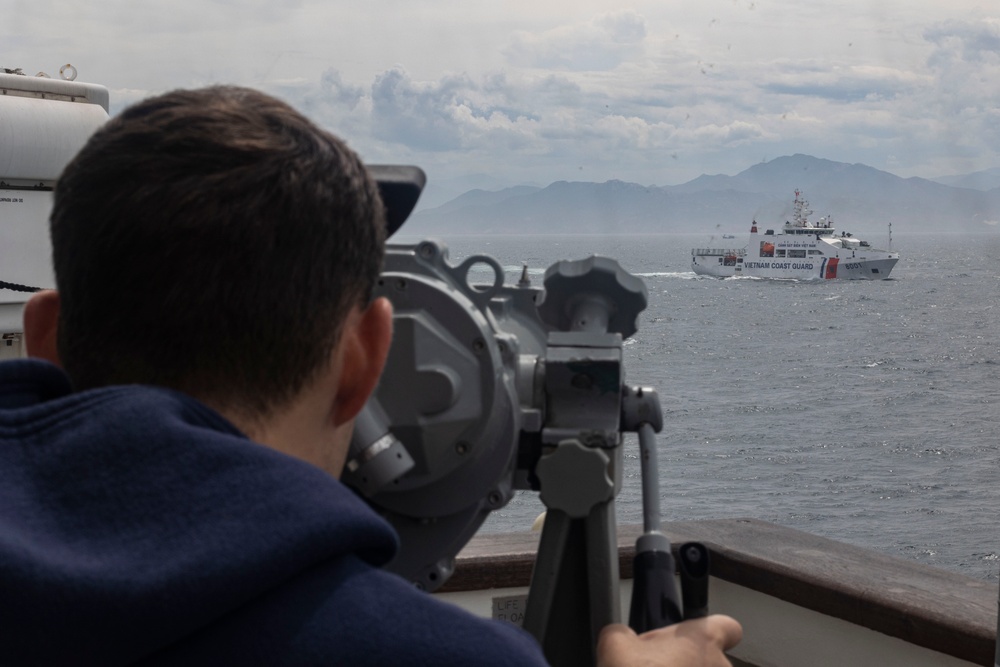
[537,256,648,338]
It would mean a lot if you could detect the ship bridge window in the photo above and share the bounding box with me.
[788,249,806,258]
[808,249,823,256]
[775,249,786,257]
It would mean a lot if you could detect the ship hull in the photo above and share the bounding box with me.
[692,254,899,280]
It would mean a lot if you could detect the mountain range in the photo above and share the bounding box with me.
[400,155,1000,237]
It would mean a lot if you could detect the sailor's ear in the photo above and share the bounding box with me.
[22,290,62,366]
[332,297,393,426]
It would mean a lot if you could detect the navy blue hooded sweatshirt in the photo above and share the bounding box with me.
[0,359,547,666]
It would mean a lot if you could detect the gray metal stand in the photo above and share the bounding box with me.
[522,456,622,667]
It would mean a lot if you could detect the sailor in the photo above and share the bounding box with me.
[0,86,741,666]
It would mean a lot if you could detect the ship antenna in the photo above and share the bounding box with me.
[888,222,892,251]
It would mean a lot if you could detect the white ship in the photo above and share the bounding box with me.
[691,190,899,280]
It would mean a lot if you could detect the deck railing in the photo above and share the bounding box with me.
[693,248,747,256]
[438,519,996,666]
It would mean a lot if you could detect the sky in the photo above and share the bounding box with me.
[5,0,999,205]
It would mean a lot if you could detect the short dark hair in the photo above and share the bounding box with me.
[50,86,386,420]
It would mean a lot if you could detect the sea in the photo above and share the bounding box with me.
[395,230,1000,582]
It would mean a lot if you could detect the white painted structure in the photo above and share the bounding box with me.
[0,72,109,359]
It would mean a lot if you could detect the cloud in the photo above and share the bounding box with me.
[688,120,768,146]
[245,5,1000,191]
[319,69,365,110]
[284,57,790,191]
[504,10,648,71]
[759,63,922,102]
[292,67,547,159]
[5,0,1000,188]
[363,67,552,152]
[369,68,468,150]
[910,17,1000,163]
[925,18,1000,65]
[364,67,663,154]
[591,115,671,149]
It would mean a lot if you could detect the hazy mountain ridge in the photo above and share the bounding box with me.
[431,185,542,214]
[403,154,1000,236]
[930,167,1000,191]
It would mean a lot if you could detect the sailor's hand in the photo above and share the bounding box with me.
[596,615,742,667]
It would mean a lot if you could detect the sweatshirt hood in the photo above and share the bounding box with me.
[0,359,398,665]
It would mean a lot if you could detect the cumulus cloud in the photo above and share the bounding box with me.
[319,69,365,110]
[369,68,468,150]
[504,10,648,71]
[5,0,1000,187]
[925,18,1000,65]
[279,56,787,192]
[915,17,1000,161]
[255,9,1000,187]
[367,67,546,151]
[363,66,690,156]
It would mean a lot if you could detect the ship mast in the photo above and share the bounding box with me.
[792,189,813,227]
